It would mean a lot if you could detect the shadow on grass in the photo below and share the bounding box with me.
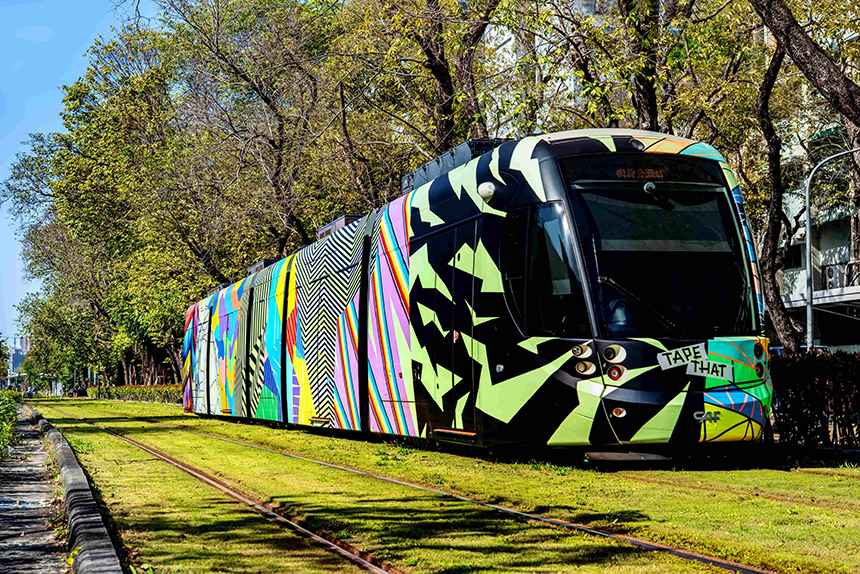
[261,491,652,570]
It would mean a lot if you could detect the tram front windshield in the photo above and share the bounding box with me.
[560,153,756,340]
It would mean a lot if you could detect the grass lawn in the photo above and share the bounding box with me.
[43,411,368,574]
[32,399,860,573]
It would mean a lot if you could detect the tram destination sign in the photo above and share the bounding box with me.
[656,343,734,381]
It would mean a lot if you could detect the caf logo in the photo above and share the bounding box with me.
[693,411,721,423]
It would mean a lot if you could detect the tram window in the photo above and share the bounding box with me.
[502,209,528,325]
[502,203,589,338]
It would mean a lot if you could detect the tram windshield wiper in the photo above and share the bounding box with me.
[597,276,689,339]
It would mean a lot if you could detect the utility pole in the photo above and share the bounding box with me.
[804,148,860,349]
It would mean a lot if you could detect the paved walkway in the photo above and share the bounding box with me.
[0,406,65,574]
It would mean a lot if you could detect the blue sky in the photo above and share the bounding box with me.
[0,0,155,341]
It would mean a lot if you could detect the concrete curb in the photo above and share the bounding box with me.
[23,403,123,574]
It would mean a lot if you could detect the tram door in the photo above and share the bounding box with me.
[430,221,477,434]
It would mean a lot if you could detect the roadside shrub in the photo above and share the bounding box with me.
[0,390,22,456]
[86,384,182,404]
[771,351,860,447]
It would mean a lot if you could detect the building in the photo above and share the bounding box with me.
[779,152,860,351]
[5,336,28,375]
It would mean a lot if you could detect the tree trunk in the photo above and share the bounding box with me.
[841,117,860,265]
[121,355,131,386]
[748,0,860,128]
[566,29,618,128]
[454,54,489,139]
[756,48,802,352]
[452,0,501,139]
[618,0,660,131]
[413,0,456,153]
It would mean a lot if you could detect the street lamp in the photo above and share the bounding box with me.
[805,147,860,349]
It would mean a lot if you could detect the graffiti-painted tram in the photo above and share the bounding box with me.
[182,129,772,447]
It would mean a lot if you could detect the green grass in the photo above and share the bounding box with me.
[34,408,369,574]
[0,390,21,456]
[33,399,860,573]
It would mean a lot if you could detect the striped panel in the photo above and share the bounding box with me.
[366,197,416,437]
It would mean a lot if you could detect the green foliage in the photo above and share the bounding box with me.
[0,391,22,456]
[4,0,860,392]
[86,384,183,404]
[0,337,9,382]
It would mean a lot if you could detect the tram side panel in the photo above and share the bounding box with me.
[193,298,210,415]
[332,267,364,431]
[244,261,287,422]
[233,273,257,418]
[210,279,251,416]
[207,298,220,415]
[182,303,197,412]
[405,157,494,441]
[366,196,426,437]
[283,218,368,429]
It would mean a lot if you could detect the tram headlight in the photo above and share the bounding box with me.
[607,365,625,381]
[602,345,626,363]
[754,343,764,359]
[755,363,765,379]
[478,182,497,202]
[575,361,596,376]
[572,344,592,358]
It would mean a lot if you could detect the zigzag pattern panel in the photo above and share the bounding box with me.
[293,218,367,425]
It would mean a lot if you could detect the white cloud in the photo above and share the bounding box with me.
[15,26,55,42]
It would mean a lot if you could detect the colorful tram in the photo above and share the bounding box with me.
[181,129,773,447]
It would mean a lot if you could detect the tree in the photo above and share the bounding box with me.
[747,0,860,128]
[746,0,860,348]
[755,47,803,352]
[340,0,505,152]
[0,337,9,383]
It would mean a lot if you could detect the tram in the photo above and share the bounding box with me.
[181,129,772,447]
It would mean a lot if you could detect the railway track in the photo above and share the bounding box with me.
[37,403,780,574]
[83,405,860,514]
[37,405,402,574]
